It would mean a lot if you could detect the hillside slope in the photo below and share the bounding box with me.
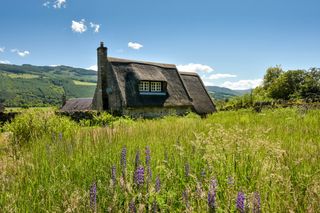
[206,86,251,100]
[0,64,97,107]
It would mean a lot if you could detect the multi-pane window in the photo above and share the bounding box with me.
[139,81,162,92]
[139,81,150,92]
[151,82,162,92]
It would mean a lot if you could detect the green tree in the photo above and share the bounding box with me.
[263,66,283,89]
[300,68,320,101]
[268,70,305,100]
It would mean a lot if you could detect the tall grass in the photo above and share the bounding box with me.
[0,108,319,212]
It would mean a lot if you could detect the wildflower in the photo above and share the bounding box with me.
[182,190,189,209]
[155,176,161,192]
[185,163,190,178]
[210,178,217,191]
[111,165,116,186]
[236,191,245,213]
[90,182,97,211]
[208,189,216,211]
[146,146,151,166]
[134,150,140,169]
[121,147,127,170]
[147,166,152,182]
[129,200,136,213]
[253,192,261,213]
[207,178,217,211]
[134,166,144,187]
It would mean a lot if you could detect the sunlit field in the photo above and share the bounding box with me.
[0,108,319,212]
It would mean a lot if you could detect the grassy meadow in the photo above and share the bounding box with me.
[0,108,319,212]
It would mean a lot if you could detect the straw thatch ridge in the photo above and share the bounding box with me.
[180,72,216,114]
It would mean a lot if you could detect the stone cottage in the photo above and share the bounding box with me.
[61,42,216,117]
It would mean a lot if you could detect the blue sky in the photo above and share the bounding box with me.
[1,0,320,89]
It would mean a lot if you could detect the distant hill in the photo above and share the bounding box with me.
[0,63,248,107]
[206,86,251,100]
[0,64,97,107]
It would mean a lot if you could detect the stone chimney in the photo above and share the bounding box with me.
[93,42,108,111]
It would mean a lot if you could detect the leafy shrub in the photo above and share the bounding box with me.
[3,109,78,145]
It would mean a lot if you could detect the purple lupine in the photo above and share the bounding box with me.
[121,147,127,170]
[185,163,190,178]
[182,190,189,209]
[147,166,152,182]
[146,146,151,166]
[208,178,217,211]
[208,189,216,211]
[210,179,217,191]
[236,192,245,213]
[111,165,116,186]
[134,150,140,169]
[134,166,144,187]
[253,192,261,213]
[129,200,136,213]
[90,182,97,211]
[155,176,161,192]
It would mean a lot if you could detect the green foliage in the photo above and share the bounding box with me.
[3,109,78,145]
[1,108,319,212]
[263,66,283,89]
[257,66,320,101]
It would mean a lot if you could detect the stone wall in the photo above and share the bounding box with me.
[123,106,191,118]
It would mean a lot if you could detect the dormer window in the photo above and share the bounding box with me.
[151,82,162,92]
[139,81,166,95]
[139,81,150,92]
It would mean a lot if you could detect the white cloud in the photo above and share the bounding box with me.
[0,60,11,64]
[128,42,143,50]
[53,0,66,9]
[0,47,5,53]
[87,65,97,71]
[71,19,87,33]
[49,64,60,67]
[221,79,263,90]
[11,49,30,57]
[90,22,100,33]
[208,73,237,80]
[43,1,50,7]
[177,63,214,73]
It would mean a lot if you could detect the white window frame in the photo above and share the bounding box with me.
[139,81,150,92]
[151,82,162,92]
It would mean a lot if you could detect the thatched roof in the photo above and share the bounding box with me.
[180,72,216,114]
[108,57,193,108]
[60,98,92,112]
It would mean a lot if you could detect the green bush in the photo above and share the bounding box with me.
[3,109,78,145]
